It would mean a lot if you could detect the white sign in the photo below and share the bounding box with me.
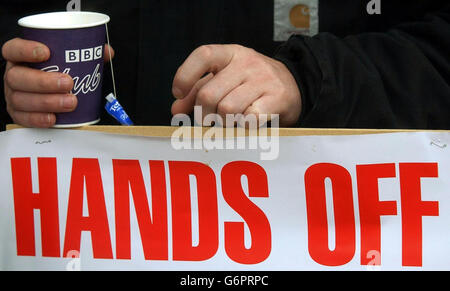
[0,129,449,270]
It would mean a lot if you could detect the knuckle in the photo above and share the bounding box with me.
[230,44,251,55]
[217,101,235,115]
[197,87,215,106]
[229,44,243,52]
[10,115,20,125]
[268,64,280,77]
[260,60,274,73]
[4,66,15,86]
[4,81,13,102]
[7,107,22,126]
[8,91,19,108]
[3,71,8,86]
[6,104,14,117]
[174,71,190,88]
[243,53,265,70]
[1,38,14,59]
[195,45,214,60]
[259,66,279,84]
[1,43,7,60]
[197,88,211,104]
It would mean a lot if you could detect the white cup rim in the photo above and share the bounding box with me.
[18,11,110,30]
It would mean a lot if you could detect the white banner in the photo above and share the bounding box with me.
[0,128,449,271]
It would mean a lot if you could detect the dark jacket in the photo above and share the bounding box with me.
[1,0,449,130]
[275,3,450,129]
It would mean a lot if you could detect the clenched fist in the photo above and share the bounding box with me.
[171,44,301,127]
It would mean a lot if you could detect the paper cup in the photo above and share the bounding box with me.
[19,12,110,128]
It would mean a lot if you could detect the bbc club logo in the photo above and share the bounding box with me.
[65,46,103,63]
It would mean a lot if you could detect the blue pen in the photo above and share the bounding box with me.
[105,93,134,126]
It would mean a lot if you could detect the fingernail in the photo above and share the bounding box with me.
[42,113,52,125]
[33,46,46,60]
[172,87,183,99]
[62,95,75,109]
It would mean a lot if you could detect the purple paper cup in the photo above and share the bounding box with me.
[18,11,110,128]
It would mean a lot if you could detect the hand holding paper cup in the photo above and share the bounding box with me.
[17,11,110,128]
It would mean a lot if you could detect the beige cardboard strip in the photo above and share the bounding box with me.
[6,124,447,138]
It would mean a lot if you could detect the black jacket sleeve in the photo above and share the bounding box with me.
[274,4,450,130]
